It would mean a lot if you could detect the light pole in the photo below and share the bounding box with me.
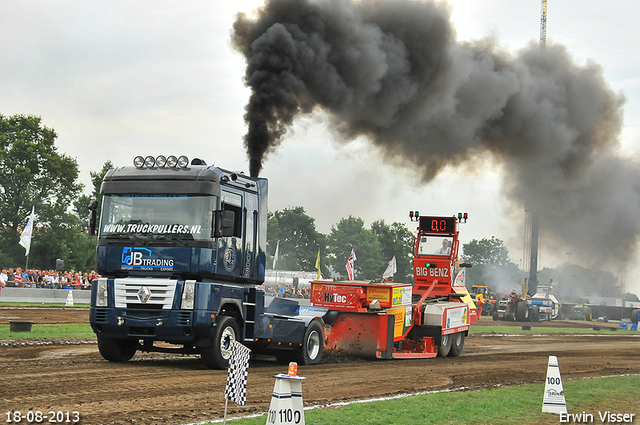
[622,264,627,321]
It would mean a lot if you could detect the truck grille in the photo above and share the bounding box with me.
[114,278,177,309]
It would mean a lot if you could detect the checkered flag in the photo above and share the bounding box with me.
[224,341,251,406]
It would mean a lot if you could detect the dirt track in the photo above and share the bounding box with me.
[2,307,640,425]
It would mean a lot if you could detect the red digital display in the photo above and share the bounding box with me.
[419,216,455,233]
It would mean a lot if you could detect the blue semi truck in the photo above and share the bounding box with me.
[89,155,326,369]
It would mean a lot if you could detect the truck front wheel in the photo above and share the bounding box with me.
[97,336,137,362]
[295,320,324,365]
[201,315,240,370]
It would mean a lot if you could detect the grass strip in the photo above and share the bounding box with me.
[0,302,90,307]
[0,323,95,340]
[470,325,636,335]
[222,375,639,425]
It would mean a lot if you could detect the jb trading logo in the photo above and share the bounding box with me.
[121,247,174,269]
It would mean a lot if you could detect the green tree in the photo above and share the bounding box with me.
[371,219,415,282]
[461,237,521,293]
[558,264,619,301]
[267,207,326,273]
[462,237,512,266]
[0,114,83,268]
[326,216,384,280]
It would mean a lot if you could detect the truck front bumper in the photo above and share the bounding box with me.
[90,307,215,343]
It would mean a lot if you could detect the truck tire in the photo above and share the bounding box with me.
[515,301,530,321]
[438,333,452,357]
[631,309,639,324]
[201,315,239,370]
[295,320,324,365]
[447,332,465,357]
[97,336,137,362]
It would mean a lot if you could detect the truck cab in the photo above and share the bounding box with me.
[89,156,325,369]
[95,156,266,283]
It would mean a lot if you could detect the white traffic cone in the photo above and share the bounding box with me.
[266,364,306,425]
[542,355,567,414]
[65,290,74,307]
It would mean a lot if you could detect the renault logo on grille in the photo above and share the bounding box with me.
[137,286,152,303]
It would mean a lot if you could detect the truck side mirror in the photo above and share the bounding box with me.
[88,200,98,236]
[215,210,236,237]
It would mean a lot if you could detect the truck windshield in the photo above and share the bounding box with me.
[99,194,217,241]
[417,235,452,256]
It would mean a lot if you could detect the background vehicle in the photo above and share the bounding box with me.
[470,285,496,316]
[493,289,540,322]
[529,284,561,320]
[569,301,592,321]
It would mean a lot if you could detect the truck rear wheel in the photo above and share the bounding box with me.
[295,320,324,365]
[438,333,452,357]
[448,332,465,357]
[201,315,239,370]
[97,336,137,362]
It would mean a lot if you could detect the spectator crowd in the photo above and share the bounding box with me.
[0,268,310,299]
[260,284,311,299]
[0,268,100,290]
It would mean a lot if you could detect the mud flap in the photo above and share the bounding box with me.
[379,314,395,359]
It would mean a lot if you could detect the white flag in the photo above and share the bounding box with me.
[224,341,251,406]
[19,206,35,256]
[382,256,397,279]
[345,249,356,280]
[273,240,280,269]
[453,267,466,287]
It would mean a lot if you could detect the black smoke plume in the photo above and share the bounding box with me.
[233,0,640,266]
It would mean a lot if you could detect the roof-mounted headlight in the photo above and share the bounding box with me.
[156,155,167,167]
[177,155,189,168]
[166,155,178,168]
[133,156,145,168]
[144,155,156,168]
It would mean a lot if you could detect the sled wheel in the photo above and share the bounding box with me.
[447,332,465,357]
[438,333,452,357]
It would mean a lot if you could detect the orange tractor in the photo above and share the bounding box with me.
[309,213,477,359]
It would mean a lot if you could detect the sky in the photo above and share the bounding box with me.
[1,0,639,294]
